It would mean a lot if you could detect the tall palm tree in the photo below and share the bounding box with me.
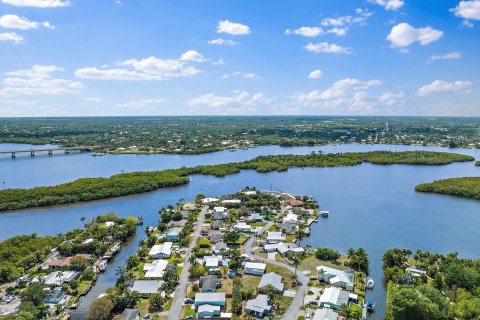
[292,256,301,277]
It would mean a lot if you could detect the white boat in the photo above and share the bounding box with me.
[366,278,374,289]
[98,260,107,272]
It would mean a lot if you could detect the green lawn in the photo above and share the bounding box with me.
[136,298,150,316]
[298,254,348,275]
[251,222,267,227]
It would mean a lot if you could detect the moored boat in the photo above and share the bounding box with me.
[366,278,374,289]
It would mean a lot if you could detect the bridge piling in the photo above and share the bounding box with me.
[48,150,53,156]
[30,151,35,157]
[11,152,15,158]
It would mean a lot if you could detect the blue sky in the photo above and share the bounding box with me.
[0,0,479,116]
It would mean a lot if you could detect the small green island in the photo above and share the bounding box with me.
[0,151,473,212]
[415,177,480,201]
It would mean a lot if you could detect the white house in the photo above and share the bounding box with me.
[202,197,220,204]
[244,262,266,276]
[44,271,79,286]
[266,231,285,244]
[233,221,252,232]
[131,280,163,296]
[149,242,172,259]
[143,259,169,278]
[282,213,298,224]
[317,266,354,291]
[319,287,355,310]
[203,256,221,270]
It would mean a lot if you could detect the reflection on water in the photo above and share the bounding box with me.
[1,143,479,319]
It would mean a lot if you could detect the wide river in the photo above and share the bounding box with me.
[1,143,479,319]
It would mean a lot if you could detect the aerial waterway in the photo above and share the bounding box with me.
[1,143,480,319]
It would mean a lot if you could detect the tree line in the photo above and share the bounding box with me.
[0,151,473,212]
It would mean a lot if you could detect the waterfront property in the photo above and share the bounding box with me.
[148,242,173,259]
[143,259,169,278]
[312,308,340,320]
[43,287,66,304]
[130,280,163,296]
[317,266,354,291]
[44,271,80,286]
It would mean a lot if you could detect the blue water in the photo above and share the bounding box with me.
[1,143,479,319]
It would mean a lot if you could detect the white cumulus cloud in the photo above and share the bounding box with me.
[285,27,324,37]
[0,14,53,29]
[387,23,443,48]
[0,0,70,7]
[188,91,270,111]
[180,50,205,62]
[417,80,472,96]
[369,0,404,10]
[308,70,323,79]
[0,65,83,97]
[451,1,480,21]
[304,42,353,54]
[217,20,250,35]
[75,55,202,81]
[222,72,260,80]
[0,32,23,43]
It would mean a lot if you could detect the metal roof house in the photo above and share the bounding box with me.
[258,272,284,292]
[266,231,286,244]
[244,262,267,276]
[312,308,340,320]
[319,287,350,310]
[317,266,354,291]
[149,242,173,259]
[44,271,80,286]
[143,259,169,278]
[195,292,226,318]
[245,294,272,318]
[131,280,163,296]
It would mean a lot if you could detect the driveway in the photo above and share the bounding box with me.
[167,206,207,320]
[244,221,309,320]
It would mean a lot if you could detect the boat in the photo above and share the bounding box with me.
[367,300,375,313]
[366,278,374,289]
[137,215,144,225]
[91,152,106,156]
[98,260,107,272]
[320,210,329,218]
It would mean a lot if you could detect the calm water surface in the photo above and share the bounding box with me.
[1,143,479,319]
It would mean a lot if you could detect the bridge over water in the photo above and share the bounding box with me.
[0,146,95,158]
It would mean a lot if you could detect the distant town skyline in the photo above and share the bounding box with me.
[0,0,479,116]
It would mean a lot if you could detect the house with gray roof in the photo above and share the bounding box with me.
[166,227,182,241]
[213,242,229,255]
[317,266,354,291]
[319,287,350,310]
[245,295,272,318]
[258,272,284,293]
[130,280,163,296]
[119,308,140,320]
[199,275,221,292]
[313,309,339,320]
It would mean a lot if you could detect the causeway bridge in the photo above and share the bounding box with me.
[0,146,95,158]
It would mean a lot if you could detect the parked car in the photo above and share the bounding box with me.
[306,312,311,320]
[183,298,194,304]
[308,300,319,305]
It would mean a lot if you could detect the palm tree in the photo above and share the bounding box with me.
[292,256,301,277]
[347,247,355,259]
[188,254,197,265]
[116,265,127,279]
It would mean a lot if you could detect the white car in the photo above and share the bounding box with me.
[306,312,311,320]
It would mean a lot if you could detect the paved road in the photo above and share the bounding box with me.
[167,206,207,320]
[244,222,309,320]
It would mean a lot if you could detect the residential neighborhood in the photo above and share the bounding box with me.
[1,188,370,320]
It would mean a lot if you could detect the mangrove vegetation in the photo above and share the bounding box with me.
[0,151,473,212]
